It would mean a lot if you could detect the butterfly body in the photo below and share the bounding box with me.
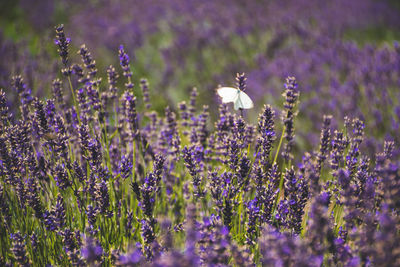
[217,87,254,110]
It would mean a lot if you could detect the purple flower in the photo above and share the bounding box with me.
[54,24,71,66]
[281,76,299,161]
[81,236,103,264]
[53,163,71,190]
[124,91,139,139]
[78,118,90,152]
[125,211,134,238]
[182,146,204,197]
[246,197,261,244]
[45,99,56,127]
[72,64,87,84]
[78,44,97,78]
[11,75,32,120]
[141,218,157,259]
[107,65,119,100]
[316,115,332,172]
[85,81,101,111]
[119,154,133,180]
[88,138,102,169]
[138,154,164,218]
[43,210,57,231]
[140,78,151,109]
[118,249,143,266]
[330,130,346,171]
[26,177,43,219]
[95,179,111,215]
[11,232,30,266]
[256,104,276,166]
[0,90,9,126]
[86,205,98,227]
[236,72,247,92]
[118,45,133,89]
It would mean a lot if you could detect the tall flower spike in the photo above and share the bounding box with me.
[346,118,364,177]
[45,99,56,127]
[330,130,346,171]
[316,115,332,172]
[182,146,203,197]
[256,104,276,166]
[125,211,134,238]
[78,116,90,152]
[246,197,261,245]
[0,90,9,128]
[34,98,49,138]
[124,91,139,140]
[53,194,66,229]
[236,72,247,92]
[383,141,395,159]
[52,79,65,109]
[107,65,119,100]
[79,44,97,78]
[119,154,133,180]
[141,218,157,260]
[85,81,101,111]
[118,45,133,89]
[282,76,299,161]
[27,177,43,219]
[72,64,87,84]
[95,179,111,215]
[12,75,32,120]
[54,24,71,66]
[140,78,151,109]
[352,118,365,145]
[54,163,71,191]
[11,232,30,266]
[86,205,98,227]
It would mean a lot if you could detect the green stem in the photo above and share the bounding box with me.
[270,125,288,217]
[273,125,286,165]
[271,164,285,220]
[67,76,81,124]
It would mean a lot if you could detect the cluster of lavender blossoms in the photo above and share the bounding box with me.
[0,24,399,266]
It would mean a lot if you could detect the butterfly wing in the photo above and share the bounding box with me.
[235,91,254,110]
[217,87,239,103]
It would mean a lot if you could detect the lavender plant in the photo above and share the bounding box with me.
[0,22,399,267]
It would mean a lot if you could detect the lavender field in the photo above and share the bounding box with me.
[1,0,400,266]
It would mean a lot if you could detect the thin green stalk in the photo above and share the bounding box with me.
[237,192,244,241]
[269,125,288,217]
[67,76,81,125]
[273,125,286,165]
[271,160,286,217]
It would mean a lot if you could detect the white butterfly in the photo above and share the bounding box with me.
[217,87,254,110]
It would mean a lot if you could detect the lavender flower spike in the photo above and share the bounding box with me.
[118,45,134,89]
[54,24,71,66]
[281,76,299,162]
